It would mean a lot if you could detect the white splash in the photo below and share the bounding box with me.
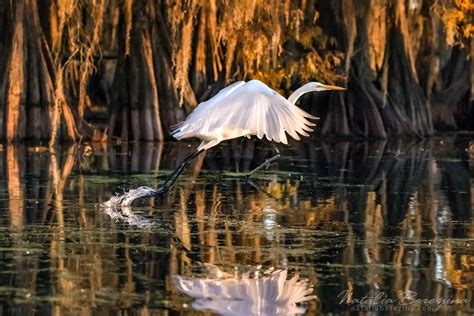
[101,186,158,228]
[173,264,316,315]
[101,205,154,228]
[103,186,157,208]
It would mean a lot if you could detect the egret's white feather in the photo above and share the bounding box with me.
[172,264,316,315]
[181,81,246,124]
[172,80,317,150]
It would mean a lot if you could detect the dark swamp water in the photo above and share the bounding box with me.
[0,134,473,315]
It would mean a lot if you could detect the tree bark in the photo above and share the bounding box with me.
[1,0,54,142]
[318,0,436,139]
[0,0,472,141]
[110,2,164,141]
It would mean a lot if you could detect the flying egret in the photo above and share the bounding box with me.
[161,80,345,190]
[114,80,345,203]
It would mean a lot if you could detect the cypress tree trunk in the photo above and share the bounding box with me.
[5,0,28,141]
[0,0,472,141]
[150,3,188,130]
[110,2,164,141]
[2,0,54,142]
[319,0,435,139]
[430,48,472,129]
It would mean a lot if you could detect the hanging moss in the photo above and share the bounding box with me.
[0,0,472,142]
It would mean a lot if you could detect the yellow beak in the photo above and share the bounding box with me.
[322,84,346,91]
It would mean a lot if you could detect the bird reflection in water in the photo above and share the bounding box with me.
[173,264,316,315]
[97,137,472,313]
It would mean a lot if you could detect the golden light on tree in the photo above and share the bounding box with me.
[0,0,471,143]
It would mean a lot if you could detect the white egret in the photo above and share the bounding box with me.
[109,80,345,205]
[161,80,345,191]
[172,80,344,150]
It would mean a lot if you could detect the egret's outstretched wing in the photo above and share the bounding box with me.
[175,80,316,144]
[171,81,246,132]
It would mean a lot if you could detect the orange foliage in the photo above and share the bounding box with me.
[438,0,474,46]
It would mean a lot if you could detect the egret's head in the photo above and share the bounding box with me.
[311,82,346,92]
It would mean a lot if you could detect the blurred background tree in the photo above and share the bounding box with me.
[0,0,472,143]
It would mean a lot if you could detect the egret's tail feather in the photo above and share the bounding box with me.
[172,129,195,140]
[170,121,185,131]
[170,121,186,138]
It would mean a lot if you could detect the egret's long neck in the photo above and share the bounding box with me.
[287,84,317,105]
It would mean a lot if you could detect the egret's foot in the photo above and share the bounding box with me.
[153,187,167,195]
[245,154,281,178]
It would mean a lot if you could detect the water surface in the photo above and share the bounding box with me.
[0,135,473,314]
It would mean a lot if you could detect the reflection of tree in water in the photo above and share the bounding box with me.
[308,138,473,313]
[0,137,472,313]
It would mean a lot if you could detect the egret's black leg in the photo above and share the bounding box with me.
[111,149,204,206]
[246,144,280,178]
[158,149,204,194]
